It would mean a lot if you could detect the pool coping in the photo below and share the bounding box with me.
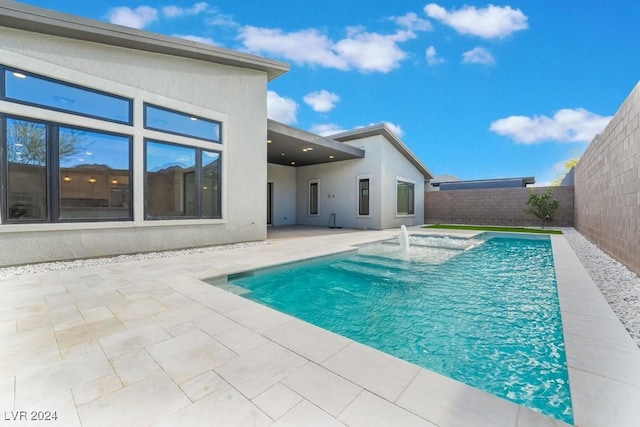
[1,227,639,426]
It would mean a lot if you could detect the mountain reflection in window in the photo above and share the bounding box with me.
[145,141,221,219]
[58,128,132,220]
[146,141,196,218]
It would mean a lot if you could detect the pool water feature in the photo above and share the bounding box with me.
[220,233,573,423]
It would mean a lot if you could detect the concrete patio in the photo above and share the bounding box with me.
[1,226,639,426]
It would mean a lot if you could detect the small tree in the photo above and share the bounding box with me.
[525,189,560,229]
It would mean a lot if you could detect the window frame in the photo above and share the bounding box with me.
[357,174,371,217]
[1,114,134,224]
[143,139,222,220]
[308,179,319,216]
[396,177,416,217]
[1,65,133,125]
[143,103,222,144]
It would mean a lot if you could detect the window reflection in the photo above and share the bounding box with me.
[6,118,48,221]
[145,141,222,219]
[359,178,370,216]
[146,141,197,218]
[59,128,131,220]
[397,180,415,215]
[202,151,221,218]
[144,104,220,142]
[4,68,131,124]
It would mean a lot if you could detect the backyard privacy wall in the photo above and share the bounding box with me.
[424,186,575,227]
[574,82,640,276]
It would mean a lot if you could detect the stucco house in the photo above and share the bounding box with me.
[0,1,432,266]
[267,122,432,230]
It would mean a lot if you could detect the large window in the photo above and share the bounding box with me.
[145,140,221,219]
[396,179,415,216]
[144,104,221,143]
[358,178,370,216]
[3,67,132,124]
[2,117,132,223]
[308,180,318,216]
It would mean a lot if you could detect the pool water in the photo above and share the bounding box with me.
[224,234,573,424]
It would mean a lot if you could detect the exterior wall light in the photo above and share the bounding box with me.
[110,178,119,185]
[88,177,97,185]
[63,175,72,183]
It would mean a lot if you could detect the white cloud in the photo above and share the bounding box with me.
[304,90,340,113]
[267,91,298,125]
[426,45,446,65]
[490,108,612,144]
[190,2,209,14]
[108,6,158,29]
[383,122,404,138]
[208,14,238,28]
[424,3,528,39]
[462,47,495,65]
[162,2,209,18]
[240,27,346,69]
[310,123,347,136]
[162,6,183,18]
[393,12,433,32]
[174,35,216,45]
[239,25,412,73]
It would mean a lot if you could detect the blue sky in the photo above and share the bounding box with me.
[19,0,639,184]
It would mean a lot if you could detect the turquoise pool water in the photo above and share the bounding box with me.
[225,234,573,423]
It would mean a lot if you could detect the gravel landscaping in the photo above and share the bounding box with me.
[562,228,640,347]
[0,241,267,279]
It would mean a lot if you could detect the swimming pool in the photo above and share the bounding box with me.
[221,233,573,423]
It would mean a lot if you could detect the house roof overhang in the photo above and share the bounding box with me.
[0,1,289,81]
[331,124,434,180]
[267,120,365,167]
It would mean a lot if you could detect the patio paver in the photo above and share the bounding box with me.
[0,226,637,426]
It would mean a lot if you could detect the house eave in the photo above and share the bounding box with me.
[0,1,289,81]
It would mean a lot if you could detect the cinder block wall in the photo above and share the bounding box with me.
[425,186,574,227]
[574,82,640,276]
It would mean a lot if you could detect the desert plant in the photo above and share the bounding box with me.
[525,189,560,228]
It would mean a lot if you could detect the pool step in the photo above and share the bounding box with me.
[216,281,253,296]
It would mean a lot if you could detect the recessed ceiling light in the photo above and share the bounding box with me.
[190,117,198,121]
[281,153,285,156]
[329,155,334,159]
[267,139,272,144]
[290,161,296,165]
[12,72,26,79]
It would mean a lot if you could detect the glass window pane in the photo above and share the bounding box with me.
[6,118,48,221]
[359,178,369,216]
[146,141,196,218]
[309,182,318,215]
[4,69,131,124]
[59,128,131,220]
[145,104,220,142]
[202,151,221,218]
[397,181,415,215]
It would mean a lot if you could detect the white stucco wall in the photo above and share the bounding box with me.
[294,134,425,230]
[267,163,297,225]
[375,136,426,228]
[0,27,269,266]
